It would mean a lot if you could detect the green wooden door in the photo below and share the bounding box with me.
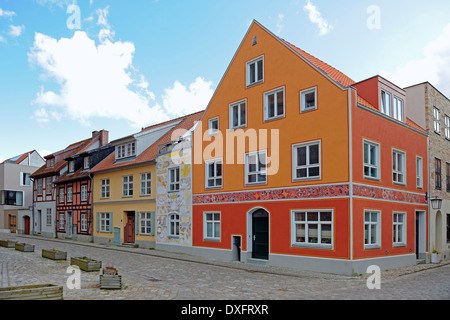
[252,210,269,260]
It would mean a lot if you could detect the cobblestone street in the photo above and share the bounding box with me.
[1,234,449,301]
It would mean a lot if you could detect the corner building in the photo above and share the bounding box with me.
[190,21,428,275]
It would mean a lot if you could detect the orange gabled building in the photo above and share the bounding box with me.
[189,21,428,275]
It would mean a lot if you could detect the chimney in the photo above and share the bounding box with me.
[99,130,109,147]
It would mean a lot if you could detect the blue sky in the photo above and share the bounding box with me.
[1,0,450,162]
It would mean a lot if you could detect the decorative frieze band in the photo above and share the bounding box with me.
[193,184,350,205]
[193,183,427,205]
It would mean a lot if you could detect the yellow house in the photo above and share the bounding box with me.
[91,112,203,248]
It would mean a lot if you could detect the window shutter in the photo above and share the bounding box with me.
[150,211,155,236]
[109,212,113,233]
[135,211,139,235]
[96,212,99,233]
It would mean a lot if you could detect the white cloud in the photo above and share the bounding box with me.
[276,13,285,35]
[28,30,213,128]
[0,35,6,43]
[303,0,334,36]
[28,31,169,128]
[9,25,24,37]
[162,77,214,117]
[33,0,69,8]
[380,23,450,97]
[0,8,16,17]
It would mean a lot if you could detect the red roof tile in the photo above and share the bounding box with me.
[92,111,203,173]
[31,136,99,178]
[282,40,355,88]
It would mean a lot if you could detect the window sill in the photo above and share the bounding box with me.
[245,181,267,187]
[205,186,223,190]
[229,125,247,131]
[300,107,318,113]
[264,115,285,122]
[363,176,381,181]
[291,243,332,250]
[293,176,321,182]
[393,243,406,248]
[364,245,381,250]
[246,80,264,88]
[203,237,221,242]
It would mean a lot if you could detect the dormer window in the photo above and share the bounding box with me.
[83,156,89,170]
[68,160,74,173]
[381,90,391,117]
[393,97,404,122]
[46,158,54,168]
[117,142,136,159]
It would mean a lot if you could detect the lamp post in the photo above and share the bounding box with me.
[430,197,443,210]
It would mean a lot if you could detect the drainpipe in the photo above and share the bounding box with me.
[89,172,94,243]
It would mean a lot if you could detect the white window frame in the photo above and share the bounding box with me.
[59,213,65,230]
[100,212,110,233]
[117,142,136,159]
[101,179,110,199]
[245,150,267,186]
[363,140,380,180]
[140,172,151,196]
[246,55,264,87]
[392,149,406,185]
[208,117,219,136]
[291,210,333,249]
[67,186,73,203]
[205,158,223,189]
[59,187,64,204]
[381,90,391,116]
[364,210,381,249]
[204,212,221,241]
[46,177,52,195]
[264,86,285,121]
[416,156,423,189]
[20,172,31,186]
[80,212,88,232]
[168,213,180,237]
[81,184,88,202]
[68,160,74,173]
[445,114,450,140]
[300,87,317,112]
[37,178,43,196]
[393,97,404,122]
[433,107,440,133]
[122,175,133,197]
[83,156,89,170]
[393,212,406,247]
[229,100,247,130]
[169,167,180,192]
[140,212,152,235]
[46,208,52,226]
[292,140,321,181]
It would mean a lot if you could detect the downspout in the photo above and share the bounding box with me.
[348,88,354,262]
[427,130,431,259]
[89,172,94,243]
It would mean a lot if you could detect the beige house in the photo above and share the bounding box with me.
[0,151,45,233]
[406,82,450,262]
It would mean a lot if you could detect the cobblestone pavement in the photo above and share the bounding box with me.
[1,233,449,300]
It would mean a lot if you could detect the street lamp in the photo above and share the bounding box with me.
[430,197,443,210]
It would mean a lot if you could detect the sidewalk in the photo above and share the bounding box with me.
[4,233,450,281]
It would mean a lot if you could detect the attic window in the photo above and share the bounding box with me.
[68,160,75,173]
[83,156,90,170]
[246,56,264,87]
[117,142,136,159]
[252,36,257,46]
[46,158,54,168]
